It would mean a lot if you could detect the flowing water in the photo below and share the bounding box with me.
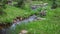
[0,3,47,34]
[0,15,38,34]
[10,15,37,29]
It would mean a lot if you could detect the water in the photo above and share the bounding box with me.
[10,15,37,29]
[4,15,37,34]
[0,15,46,34]
[0,10,46,34]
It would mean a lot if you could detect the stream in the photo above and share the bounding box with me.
[0,15,39,34]
[0,3,47,34]
[10,15,37,30]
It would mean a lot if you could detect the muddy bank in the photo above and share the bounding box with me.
[0,14,46,34]
[0,23,12,34]
[11,14,46,30]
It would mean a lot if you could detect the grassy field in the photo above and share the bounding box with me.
[11,7,60,34]
[0,1,60,34]
[0,1,43,23]
[0,5,37,23]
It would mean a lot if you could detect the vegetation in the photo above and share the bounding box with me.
[0,0,60,34]
[11,7,60,34]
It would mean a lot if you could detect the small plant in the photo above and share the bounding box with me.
[0,0,6,15]
[16,0,24,8]
[0,8,4,15]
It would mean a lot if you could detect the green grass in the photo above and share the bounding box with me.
[11,7,60,34]
[0,1,60,34]
[9,1,60,34]
[0,5,24,23]
[0,1,43,23]
[0,1,47,23]
[0,5,37,23]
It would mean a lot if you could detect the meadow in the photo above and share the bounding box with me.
[0,0,60,34]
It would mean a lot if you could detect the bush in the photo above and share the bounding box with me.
[16,0,24,8]
[0,4,6,15]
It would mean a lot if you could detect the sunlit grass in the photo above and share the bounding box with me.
[0,1,60,34]
[13,7,60,34]
[0,5,36,23]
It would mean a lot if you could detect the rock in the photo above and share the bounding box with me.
[16,19,20,22]
[36,17,41,20]
[19,30,28,34]
[36,17,46,20]
[13,19,17,23]
[40,9,47,16]
[7,0,12,5]
[16,17,23,21]
[40,18,46,20]
[20,17,23,21]
[19,33,22,34]
[43,3,48,6]
[31,5,37,10]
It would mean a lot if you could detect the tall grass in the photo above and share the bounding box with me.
[11,7,60,34]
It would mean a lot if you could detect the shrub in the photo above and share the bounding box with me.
[0,4,6,15]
